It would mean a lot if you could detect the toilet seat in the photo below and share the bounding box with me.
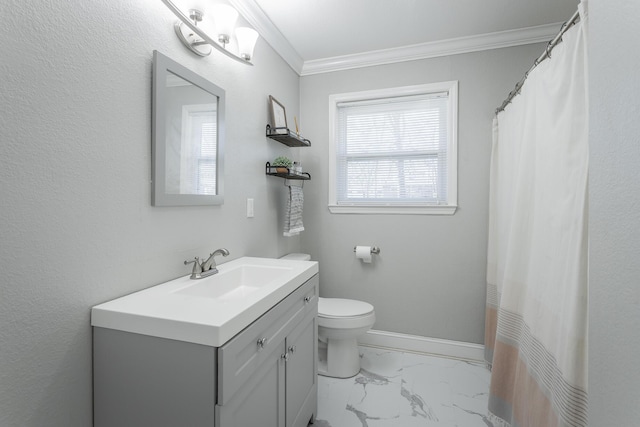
[318,297,374,319]
[317,297,376,331]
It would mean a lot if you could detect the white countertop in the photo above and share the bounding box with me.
[91,257,318,347]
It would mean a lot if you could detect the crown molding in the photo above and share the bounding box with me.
[300,22,563,76]
[228,2,562,77]
[228,0,304,74]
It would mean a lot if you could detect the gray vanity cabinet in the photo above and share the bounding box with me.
[93,327,218,426]
[216,274,318,427]
[93,273,318,427]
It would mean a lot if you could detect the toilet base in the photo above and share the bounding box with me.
[317,337,361,378]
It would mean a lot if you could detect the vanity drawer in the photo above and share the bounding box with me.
[217,274,318,405]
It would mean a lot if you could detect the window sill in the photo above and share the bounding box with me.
[328,204,457,215]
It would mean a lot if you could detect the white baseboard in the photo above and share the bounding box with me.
[358,329,485,362]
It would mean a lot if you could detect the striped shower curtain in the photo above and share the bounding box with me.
[485,3,589,427]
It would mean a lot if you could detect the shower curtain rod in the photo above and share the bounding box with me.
[495,9,581,115]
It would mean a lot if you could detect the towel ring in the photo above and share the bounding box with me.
[284,179,304,188]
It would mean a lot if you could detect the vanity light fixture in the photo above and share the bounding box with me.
[210,4,238,47]
[160,0,259,65]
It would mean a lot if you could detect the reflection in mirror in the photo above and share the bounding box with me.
[164,72,218,196]
[152,51,225,206]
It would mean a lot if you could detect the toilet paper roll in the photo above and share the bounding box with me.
[355,246,372,263]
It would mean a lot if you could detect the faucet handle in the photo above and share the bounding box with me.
[184,257,203,275]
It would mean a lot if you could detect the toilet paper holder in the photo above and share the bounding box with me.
[353,246,381,255]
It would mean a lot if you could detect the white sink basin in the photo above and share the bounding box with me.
[174,264,293,302]
[91,257,318,346]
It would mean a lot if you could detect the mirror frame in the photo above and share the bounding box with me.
[151,50,225,206]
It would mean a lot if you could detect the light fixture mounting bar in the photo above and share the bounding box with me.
[160,0,254,66]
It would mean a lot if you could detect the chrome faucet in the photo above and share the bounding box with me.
[184,248,230,279]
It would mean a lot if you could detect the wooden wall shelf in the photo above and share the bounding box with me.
[266,125,311,147]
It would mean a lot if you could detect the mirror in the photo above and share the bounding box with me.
[151,50,225,206]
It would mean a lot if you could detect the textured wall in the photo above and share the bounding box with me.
[299,45,545,344]
[588,0,640,424]
[0,0,301,425]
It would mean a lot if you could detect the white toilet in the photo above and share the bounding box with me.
[280,253,376,378]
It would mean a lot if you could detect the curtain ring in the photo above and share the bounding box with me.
[546,41,553,59]
[560,20,569,32]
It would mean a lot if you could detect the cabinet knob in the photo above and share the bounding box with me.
[281,352,290,362]
[288,345,296,354]
[304,296,313,304]
[257,338,267,348]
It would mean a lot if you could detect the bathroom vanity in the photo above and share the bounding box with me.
[92,257,318,427]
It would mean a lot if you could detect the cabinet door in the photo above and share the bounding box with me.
[216,340,286,427]
[286,309,318,427]
[218,275,317,405]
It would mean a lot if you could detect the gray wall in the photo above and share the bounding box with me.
[0,0,301,425]
[299,44,545,344]
[3,0,634,424]
[588,0,640,424]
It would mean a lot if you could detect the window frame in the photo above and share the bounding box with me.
[328,81,458,215]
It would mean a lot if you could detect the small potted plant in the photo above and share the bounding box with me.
[273,156,292,173]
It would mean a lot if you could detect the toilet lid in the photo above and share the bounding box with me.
[318,298,374,318]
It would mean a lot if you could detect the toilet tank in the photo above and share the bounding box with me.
[280,253,311,261]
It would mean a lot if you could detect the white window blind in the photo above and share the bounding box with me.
[180,105,217,196]
[329,82,458,214]
[337,93,448,205]
[197,121,217,195]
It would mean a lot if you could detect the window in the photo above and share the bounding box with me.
[328,82,457,214]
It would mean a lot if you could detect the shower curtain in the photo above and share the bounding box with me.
[485,3,589,427]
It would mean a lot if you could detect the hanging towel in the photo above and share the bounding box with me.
[283,184,304,237]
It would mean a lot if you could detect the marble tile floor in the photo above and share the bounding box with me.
[312,346,493,427]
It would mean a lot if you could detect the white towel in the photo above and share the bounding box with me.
[283,185,304,237]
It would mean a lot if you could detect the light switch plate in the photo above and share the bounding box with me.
[246,198,254,218]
